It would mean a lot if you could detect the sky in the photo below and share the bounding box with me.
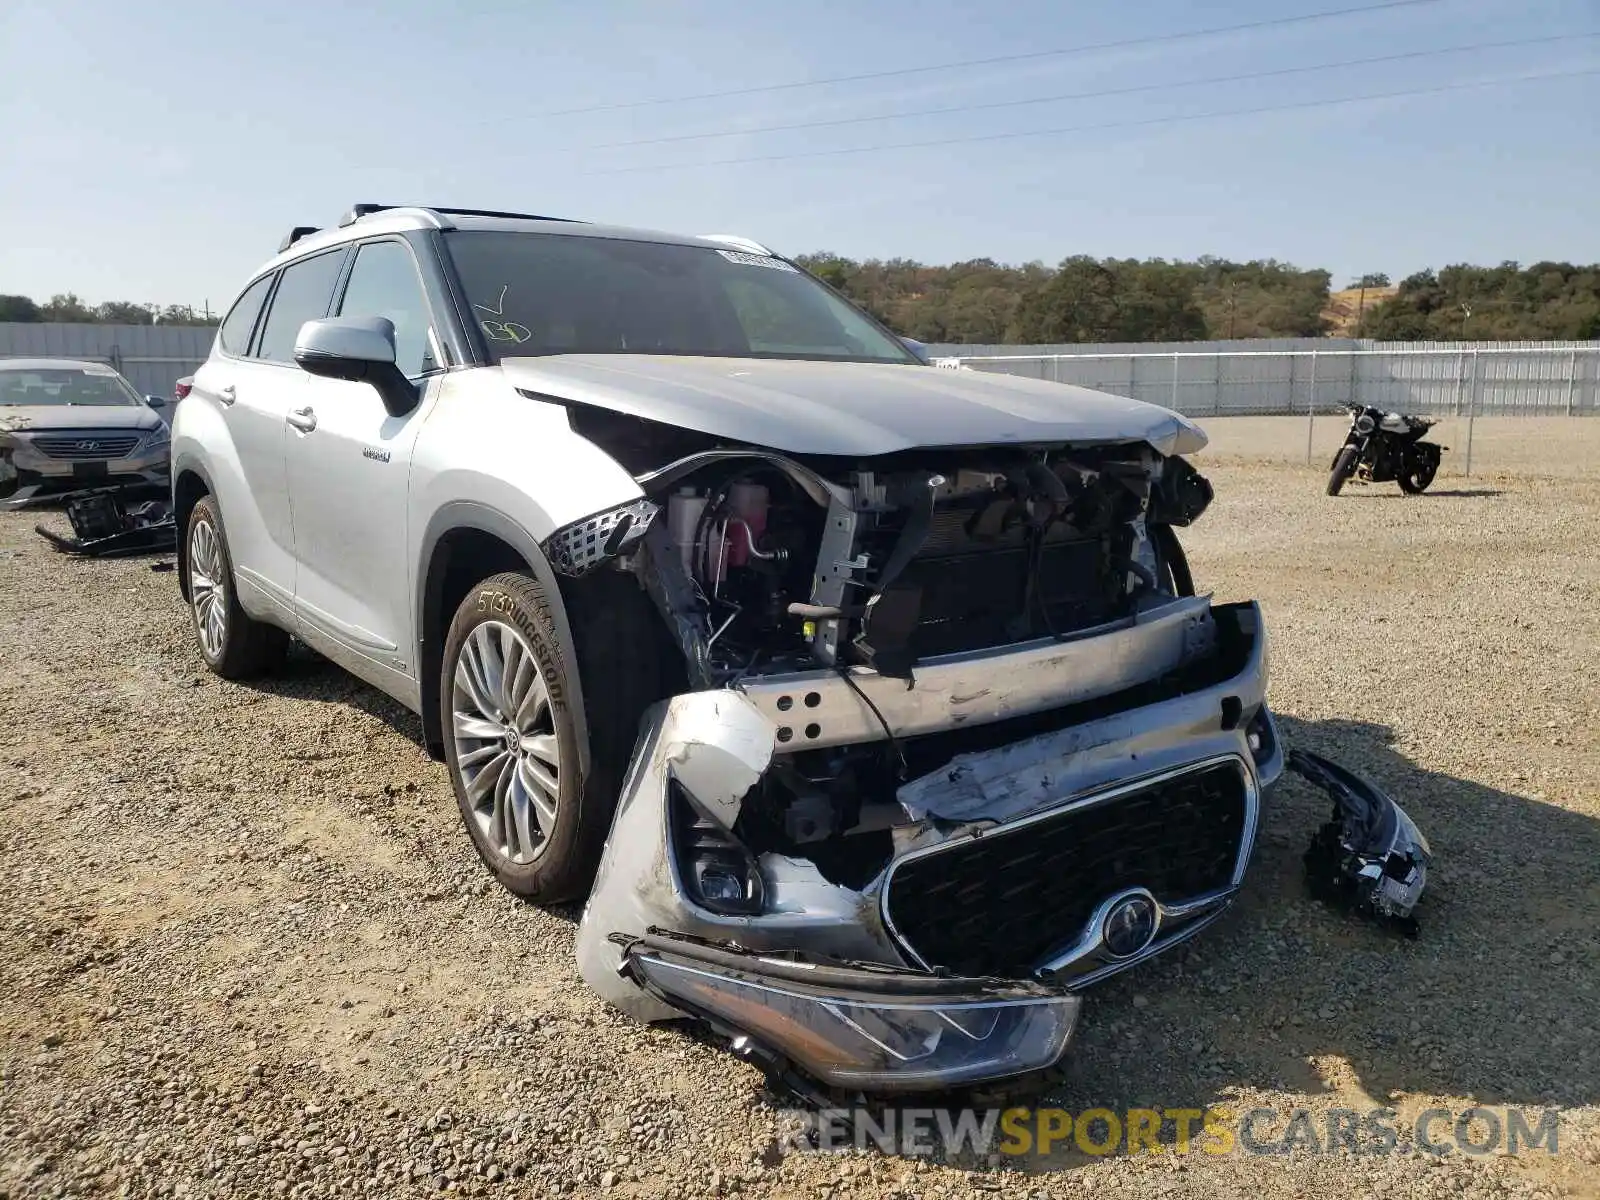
[1,0,1597,311]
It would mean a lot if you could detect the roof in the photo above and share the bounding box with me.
[260,205,776,279]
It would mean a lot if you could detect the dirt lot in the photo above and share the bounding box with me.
[2,420,1598,1199]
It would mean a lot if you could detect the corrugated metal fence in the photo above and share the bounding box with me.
[6,325,1595,420]
[924,338,1600,418]
[0,323,214,400]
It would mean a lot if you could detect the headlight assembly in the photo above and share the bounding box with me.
[1290,749,1431,936]
[618,936,1079,1093]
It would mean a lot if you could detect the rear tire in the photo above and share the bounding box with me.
[185,495,288,679]
[1397,450,1438,494]
[1326,447,1358,496]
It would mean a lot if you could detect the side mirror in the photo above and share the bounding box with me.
[900,336,930,364]
[144,394,167,409]
[294,316,418,418]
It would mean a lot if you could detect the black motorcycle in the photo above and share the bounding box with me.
[1326,405,1447,496]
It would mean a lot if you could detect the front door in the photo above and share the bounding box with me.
[284,238,442,692]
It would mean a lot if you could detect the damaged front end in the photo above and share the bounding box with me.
[568,424,1285,1095]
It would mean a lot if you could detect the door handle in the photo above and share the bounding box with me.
[217,384,237,407]
[286,406,318,433]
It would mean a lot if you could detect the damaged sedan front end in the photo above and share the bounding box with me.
[544,361,1287,1095]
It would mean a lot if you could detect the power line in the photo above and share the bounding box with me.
[575,67,1600,176]
[570,33,1594,152]
[513,0,1450,120]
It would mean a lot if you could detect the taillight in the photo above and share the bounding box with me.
[174,379,192,401]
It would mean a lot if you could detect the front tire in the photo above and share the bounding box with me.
[185,495,287,679]
[440,570,668,904]
[1326,447,1358,496]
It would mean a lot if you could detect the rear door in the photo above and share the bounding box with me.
[283,237,442,688]
[206,249,348,618]
[187,270,292,618]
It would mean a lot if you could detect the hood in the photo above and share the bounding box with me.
[497,355,1207,458]
[0,405,161,434]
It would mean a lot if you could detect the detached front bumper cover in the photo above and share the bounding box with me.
[614,932,1079,1099]
[1290,750,1432,936]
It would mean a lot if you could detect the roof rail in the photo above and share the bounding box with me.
[337,204,450,229]
[278,226,321,253]
[429,206,583,223]
[699,233,775,256]
[337,204,582,230]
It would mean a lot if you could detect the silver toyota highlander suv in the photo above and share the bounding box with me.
[173,203,1285,1097]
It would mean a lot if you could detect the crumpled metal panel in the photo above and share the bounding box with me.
[499,354,1208,458]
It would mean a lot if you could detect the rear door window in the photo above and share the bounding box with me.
[255,250,347,365]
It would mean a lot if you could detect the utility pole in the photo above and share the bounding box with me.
[1460,302,1473,341]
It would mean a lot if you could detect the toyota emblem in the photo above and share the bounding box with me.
[1101,889,1161,959]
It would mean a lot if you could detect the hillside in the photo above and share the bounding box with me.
[1323,285,1399,337]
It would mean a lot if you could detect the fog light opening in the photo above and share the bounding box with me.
[672,784,764,915]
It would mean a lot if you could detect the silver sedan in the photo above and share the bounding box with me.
[0,358,171,501]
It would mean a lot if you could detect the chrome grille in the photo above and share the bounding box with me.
[30,432,143,460]
[882,760,1251,978]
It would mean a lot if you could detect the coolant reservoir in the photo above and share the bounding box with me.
[667,487,709,578]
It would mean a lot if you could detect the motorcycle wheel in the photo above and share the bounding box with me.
[1327,447,1358,496]
[1397,450,1438,494]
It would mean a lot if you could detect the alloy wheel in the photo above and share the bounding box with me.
[450,620,561,864]
[189,518,228,661]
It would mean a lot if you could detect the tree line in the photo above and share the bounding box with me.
[795,254,1600,344]
[1359,263,1600,341]
[5,257,1598,342]
[0,293,218,326]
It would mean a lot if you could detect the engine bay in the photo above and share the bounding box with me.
[637,442,1213,684]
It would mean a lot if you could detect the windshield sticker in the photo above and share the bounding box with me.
[716,250,798,272]
[473,284,533,345]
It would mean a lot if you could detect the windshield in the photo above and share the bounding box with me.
[0,366,144,407]
[445,231,918,364]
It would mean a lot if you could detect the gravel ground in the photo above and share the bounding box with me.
[2,422,1598,1199]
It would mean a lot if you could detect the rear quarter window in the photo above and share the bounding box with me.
[218,274,274,357]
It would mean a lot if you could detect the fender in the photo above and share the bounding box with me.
[168,450,217,603]
[415,499,593,777]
